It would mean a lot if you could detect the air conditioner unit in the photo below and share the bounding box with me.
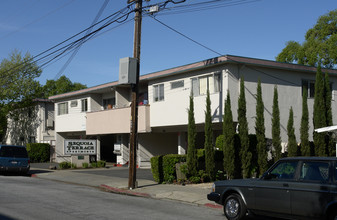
[119,57,137,84]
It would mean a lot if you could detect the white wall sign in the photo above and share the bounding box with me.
[64,139,96,155]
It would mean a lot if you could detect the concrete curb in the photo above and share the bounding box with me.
[100,184,152,198]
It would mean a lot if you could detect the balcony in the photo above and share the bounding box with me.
[86,105,150,135]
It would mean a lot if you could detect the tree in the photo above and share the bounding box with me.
[204,90,215,180]
[300,87,310,156]
[272,86,282,162]
[0,51,42,106]
[237,77,251,178]
[255,80,268,176]
[187,95,197,177]
[287,107,298,157]
[0,51,42,142]
[276,9,337,69]
[42,76,87,98]
[223,91,235,179]
[313,65,327,156]
[324,72,335,156]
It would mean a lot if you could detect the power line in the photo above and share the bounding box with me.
[0,0,77,40]
[149,14,300,87]
[53,0,111,80]
[0,5,134,81]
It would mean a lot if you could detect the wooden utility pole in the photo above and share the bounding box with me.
[128,0,142,189]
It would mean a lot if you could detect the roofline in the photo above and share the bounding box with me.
[49,55,337,100]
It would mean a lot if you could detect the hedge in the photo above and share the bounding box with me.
[162,154,186,183]
[151,154,186,183]
[26,143,50,163]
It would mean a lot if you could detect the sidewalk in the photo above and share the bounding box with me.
[30,165,222,210]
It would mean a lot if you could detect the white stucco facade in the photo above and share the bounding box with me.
[48,55,337,167]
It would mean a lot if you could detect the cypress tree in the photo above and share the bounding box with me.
[300,87,310,156]
[187,95,197,177]
[287,107,297,157]
[255,79,268,176]
[223,91,235,180]
[238,77,252,178]
[324,72,334,156]
[272,85,282,162]
[204,90,215,180]
[313,65,327,156]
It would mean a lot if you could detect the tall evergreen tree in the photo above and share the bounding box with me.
[324,72,334,156]
[238,77,252,178]
[300,87,310,156]
[287,107,298,157]
[255,79,268,176]
[223,91,235,180]
[313,65,327,156]
[187,95,197,177]
[204,90,215,180]
[272,85,282,162]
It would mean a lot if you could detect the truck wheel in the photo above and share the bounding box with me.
[224,194,246,220]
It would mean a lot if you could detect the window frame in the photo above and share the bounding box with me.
[81,99,88,112]
[58,102,68,116]
[191,72,221,97]
[153,83,164,102]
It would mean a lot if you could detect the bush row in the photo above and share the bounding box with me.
[150,151,224,184]
[26,143,50,163]
[59,160,106,169]
[151,154,186,183]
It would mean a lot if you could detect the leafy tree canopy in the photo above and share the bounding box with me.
[0,50,42,107]
[276,9,337,68]
[42,75,87,98]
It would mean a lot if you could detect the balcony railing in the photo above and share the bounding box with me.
[86,105,150,135]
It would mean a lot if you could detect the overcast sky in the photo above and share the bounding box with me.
[0,0,335,87]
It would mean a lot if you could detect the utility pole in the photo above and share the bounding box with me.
[128,0,142,189]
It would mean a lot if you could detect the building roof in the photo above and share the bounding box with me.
[49,55,337,100]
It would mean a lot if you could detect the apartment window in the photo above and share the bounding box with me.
[191,72,221,96]
[153,84,164,102]
[58,102,68,115]
[302,80,333,98]
[171,80,184,89]
[302,80,315,98]
[103,98,115,110]
[81,99,88,112]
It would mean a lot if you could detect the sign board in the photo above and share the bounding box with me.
[64,139,96,155]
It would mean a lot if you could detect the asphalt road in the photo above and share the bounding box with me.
[30,163,155,181]
[0,175,221,220]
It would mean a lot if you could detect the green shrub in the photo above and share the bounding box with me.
[215,135,224,151]
[162,154,186,183]
[151,155,164,183]
[82,162,89,168]
[90,162,98,168]
[189,176,201,184]
[71,163,77,169]
[59,162,71,169]
[97,160,106,168]
[26,143,50,163]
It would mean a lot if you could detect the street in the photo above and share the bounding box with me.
[0,175,222,220]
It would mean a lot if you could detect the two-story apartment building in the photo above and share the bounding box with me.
[5,98,56,160]
[49,55,337,167]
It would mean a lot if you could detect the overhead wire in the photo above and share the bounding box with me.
[53,0,111,80]
[0,0,77,40]
[0,4,135,81]
[146,3,300,87]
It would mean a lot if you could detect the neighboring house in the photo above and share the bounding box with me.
[49,55,337,167]
[5,98,56,160]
